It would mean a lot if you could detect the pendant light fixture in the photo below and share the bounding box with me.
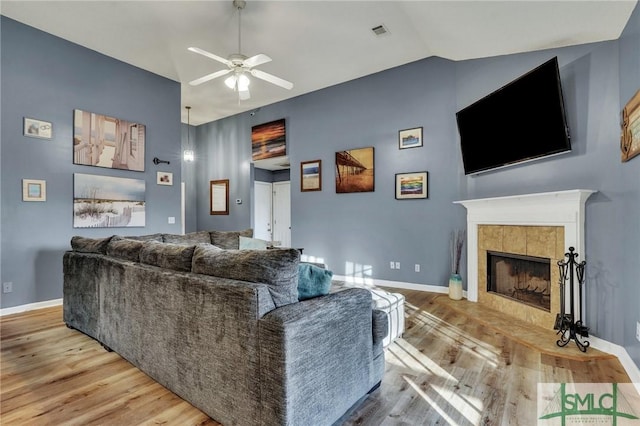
[183,106,194,162]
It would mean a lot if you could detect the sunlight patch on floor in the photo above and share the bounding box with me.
[405,302,500,367]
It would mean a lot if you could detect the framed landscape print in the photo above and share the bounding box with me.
[22,179,46,202]
[73,173,145,228]
[73,109,146,171]
[395,172,428,199]
[251,118,286,161]
[399,127,423,149]
[24,117,52,139]
[301,160,322,192]
[335,147,374,193]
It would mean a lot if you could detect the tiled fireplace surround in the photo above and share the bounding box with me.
[455,190,596,329]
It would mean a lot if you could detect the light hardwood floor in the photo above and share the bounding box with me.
[1,289,637,425]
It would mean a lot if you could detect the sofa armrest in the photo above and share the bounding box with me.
[258,288,380,426]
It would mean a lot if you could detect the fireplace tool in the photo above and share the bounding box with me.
[554,247,589,352]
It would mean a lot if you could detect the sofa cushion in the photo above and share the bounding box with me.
[125,233,164,242]
[163,231,211,245]
[192,245,300,307]
[70,236,113,254]
[297,263,333,300]
[139,241,196,272]
[106,236,145,262]
[209,229,253,249]
[239,236,269,250]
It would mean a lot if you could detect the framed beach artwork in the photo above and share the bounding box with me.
[301,160,322,192]
[22,179,47,202]
[73,173,145,228]
[23,117,52,139]
[398,127,423,149]
[73,109,146,171]
[395,172,428,200]
[251,118,286,161]
[335,147,374,193]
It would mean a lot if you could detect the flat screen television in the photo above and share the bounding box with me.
[456,57,571,175]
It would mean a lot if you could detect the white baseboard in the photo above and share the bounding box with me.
[334,275,638,389]
[590,335,640,393]
[333,275,454,295]
[0,298,62,316]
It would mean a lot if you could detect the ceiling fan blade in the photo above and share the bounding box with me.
[243,54,272,68]
[239,88,251,101]
[189,69,232,86]
[250,69,293,90]
[188,47,232,67]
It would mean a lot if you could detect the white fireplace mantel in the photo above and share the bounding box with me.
[454,189,597,302]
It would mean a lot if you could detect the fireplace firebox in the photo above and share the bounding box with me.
[487,251,551,311]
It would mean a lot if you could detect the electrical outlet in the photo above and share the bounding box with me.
[3,282,13,293]
[415,264,420,272]
[636,321,640,342]
[395,262,400,270]
[389,261,395,270]
[168,216,176,224]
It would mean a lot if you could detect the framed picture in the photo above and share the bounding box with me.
[73,173,145,228]
[335,147,374,193]
[301,160,322,192]
[399,127,423,149]
[73,109,146,171]
[395,172,428,200]
[251,118,286,161]
[210,179,229,215]
[22,179,47,202]
[156,171,173,186]
[621,89,640,162]
[23,117,52,139]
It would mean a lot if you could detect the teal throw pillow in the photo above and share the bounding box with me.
[298,263,333,301]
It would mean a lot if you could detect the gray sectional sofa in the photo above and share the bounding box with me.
[63,230,387,426]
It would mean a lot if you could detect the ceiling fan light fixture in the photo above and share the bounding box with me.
[237,73,250,91]
[224,75,237,89]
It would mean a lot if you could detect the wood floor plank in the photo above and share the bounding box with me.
[2,290,637,425]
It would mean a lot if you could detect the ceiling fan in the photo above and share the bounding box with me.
[188,0,293,101]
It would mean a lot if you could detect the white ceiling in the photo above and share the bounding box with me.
[1,1,637,126]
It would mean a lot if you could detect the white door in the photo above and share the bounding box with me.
[254,181,273,241]
[272,181,291,247]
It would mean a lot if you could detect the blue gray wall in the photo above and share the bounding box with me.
[0,17,182,309]
[187,6,639,365]
[619,3,640,370]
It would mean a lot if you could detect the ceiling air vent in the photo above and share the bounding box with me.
[371,24,390,37]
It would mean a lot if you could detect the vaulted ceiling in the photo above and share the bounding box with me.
[1,1,637,125]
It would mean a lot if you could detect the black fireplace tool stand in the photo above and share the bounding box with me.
[554,247,590,352]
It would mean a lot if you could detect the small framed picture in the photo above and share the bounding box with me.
[399,127,423,149]
[395,172,428,200]
[301,159,322,192]
[156,171,173,186]
[23,117,53,139]
[22,179,47,202]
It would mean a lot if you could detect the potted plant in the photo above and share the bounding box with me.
[449,229,465,300]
